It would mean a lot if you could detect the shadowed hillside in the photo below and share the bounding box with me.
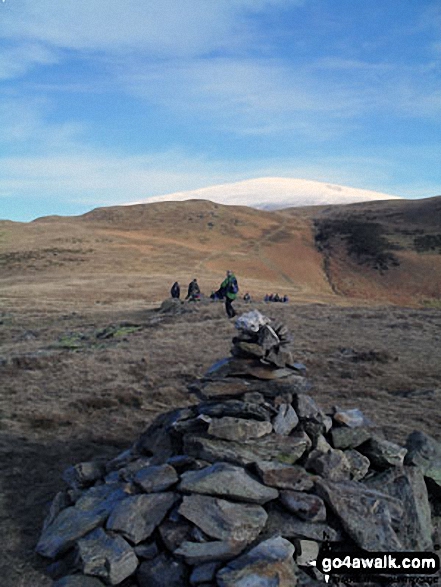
[305,196,441,306]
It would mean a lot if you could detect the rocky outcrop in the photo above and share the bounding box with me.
[36,311,440,586]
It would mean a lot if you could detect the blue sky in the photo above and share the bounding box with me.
[1,0,440,221]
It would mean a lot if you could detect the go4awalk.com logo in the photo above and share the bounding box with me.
[311,551,440,584]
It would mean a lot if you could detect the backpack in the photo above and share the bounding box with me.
[229,277,239,294]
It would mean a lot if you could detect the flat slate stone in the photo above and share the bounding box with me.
[266,507,343,542]
[216,536,297,587]
[208,416,272,441]
[36,486,128,558]
[134,464,179,492]
[198,399,270,421]
[178,494,267,543]
[254,460,315,491]
[184,431,311,467]
[174,540,247,565]
[364,466,433,551]
[106,493,177,544]
[330,426,372,450]
[77,528,138,586]
[179,462,278,503]
[315,478,403,551]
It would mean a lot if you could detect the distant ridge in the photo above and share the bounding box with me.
[129,177,402,210]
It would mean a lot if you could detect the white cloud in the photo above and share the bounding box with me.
[0,96,86,148]
[0,42,58,79]
[0,0,303,57]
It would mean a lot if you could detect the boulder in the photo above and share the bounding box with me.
[208,416,272,441]
[76,528,138,585]
[216,536,298,587]
[179,462,279,503]
[178,495,267,543]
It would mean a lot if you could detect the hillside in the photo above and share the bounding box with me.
[1,196,440,310]
[130,177,402,210]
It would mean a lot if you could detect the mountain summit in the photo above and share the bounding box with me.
[132,177,401,210]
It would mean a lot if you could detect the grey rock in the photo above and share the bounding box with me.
[345,449,370,481]
[313,434,333,454]
[359,436,407,468]
[258,324,281,350]
[74,484,128,512]
[216,536,297,587]
[231,341,265,359]
[293,394,326,425]
[254,460,315,491]
[36,486,128,558]
[280,491,327,523]
[77,528,138,585]
[184,431,311,467]
[174,540,246,564]
[273,403,299,435]
[134,464,179,492]
[198,399,270,421]
[158,519,194,551]
[405,430,441,467]
[266,347,294,368]
[208,416,272,441]
[364,466,433,551]
[118,457,153,481]
[171,415,211,435]
[266,507,342,542]
[179,494,267,543]
[193,377,255,399]
[179,461,279,503]
[53,576,105,587]
[315,478,403,550]
[134,409,191,462]
[242,391,266,404]
[62,462,106,489]
[42,491,71,532]
[332,407,372,428]
[190,561,220,585]
[305,448,351,481]
[405,430,441,489]
[134,541,159,560]
[330,426,372,450]
[137,553,188,587]
[106,493,177,544]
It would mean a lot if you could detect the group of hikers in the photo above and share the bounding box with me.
[264,293,289,303]
[170,272,290,318]
[170,270,239,318]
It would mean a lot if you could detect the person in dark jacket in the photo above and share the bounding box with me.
[186,278,201,301]
[219,270,238,318]
[170,282,180,299]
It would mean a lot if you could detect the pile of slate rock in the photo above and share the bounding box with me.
[37,311,441,587]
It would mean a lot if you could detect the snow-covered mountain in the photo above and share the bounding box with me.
[131,177,401,210]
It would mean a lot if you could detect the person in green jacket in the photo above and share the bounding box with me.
[219,270,238,318]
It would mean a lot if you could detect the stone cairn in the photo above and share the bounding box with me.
[37,310,441,587]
